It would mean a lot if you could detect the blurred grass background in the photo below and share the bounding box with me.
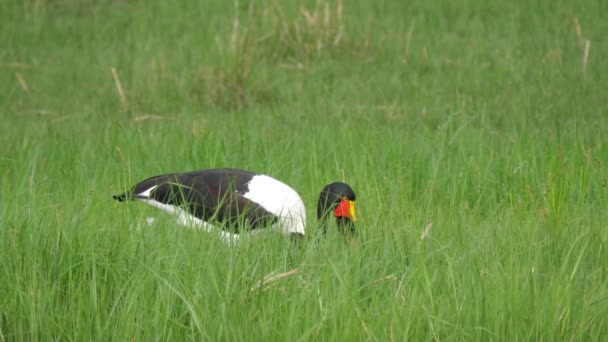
[1,0,607,340]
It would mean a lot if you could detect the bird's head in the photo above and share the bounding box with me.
[317,182,357,237]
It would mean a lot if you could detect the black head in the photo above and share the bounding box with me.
[317,182,357,237]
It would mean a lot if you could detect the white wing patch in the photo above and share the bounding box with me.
[138,199,239,244]
[243,175,306,235]
[136,185,158,198]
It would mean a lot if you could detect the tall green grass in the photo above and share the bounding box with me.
[2,0,607,340]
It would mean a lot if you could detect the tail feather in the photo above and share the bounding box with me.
[113,192,129,202]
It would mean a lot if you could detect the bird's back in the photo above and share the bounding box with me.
[115,168,306,235]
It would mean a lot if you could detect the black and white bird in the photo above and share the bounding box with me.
[113,168,356,243]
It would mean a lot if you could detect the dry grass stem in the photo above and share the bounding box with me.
[420,222,432,240]
[373,274,397,285]
[580,145,592,164]
[131,114,176,123]
[355,308,371,337]
[582,40,590,74]
[250,269,299,293]
[301,8,315,25]
[573,16,583,47]
[333,24,344,46]
[115,146,126,162]
[402,20,416,62]
[230,15,240,52]
[111,67,127,107]
[16,73,29,92]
